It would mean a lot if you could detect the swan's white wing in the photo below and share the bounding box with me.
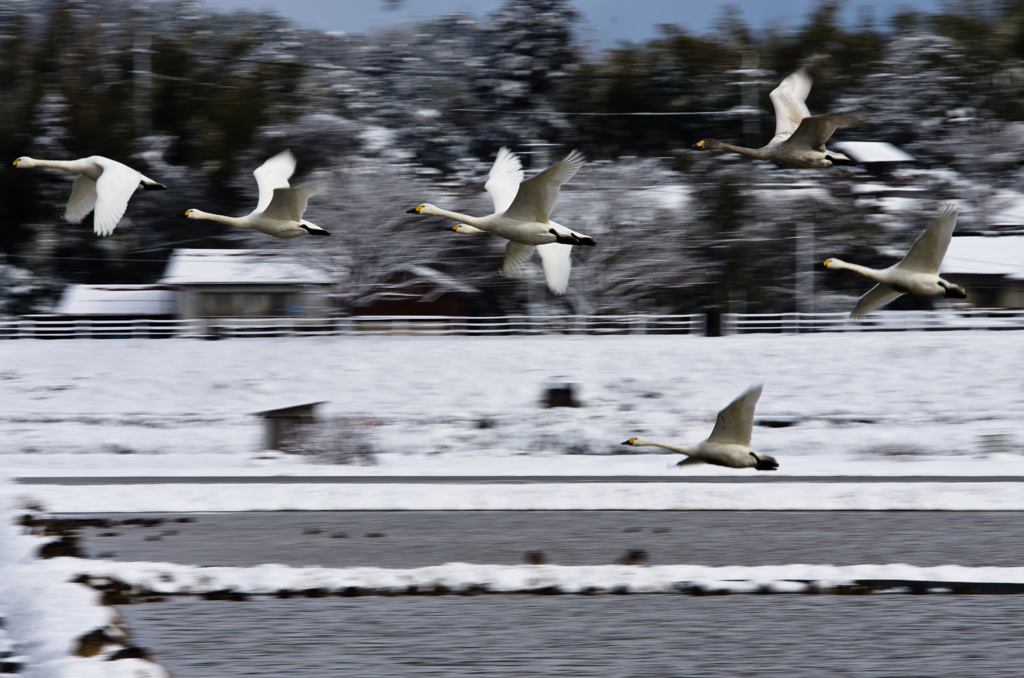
[503,150,585,224]
[92,158,142,236]
[781,114,858,151]
[64,174,98,224]
[707,384,762,446]
[500,241,535,280]
[484,147,524,214]
[897,203,958,274]
[253,150,296,214]
[535,242,572,295]
[851,284,903,318]
[769,69,812,139]
[262,184,322,222]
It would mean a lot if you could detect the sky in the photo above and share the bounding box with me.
[200,0,946,45]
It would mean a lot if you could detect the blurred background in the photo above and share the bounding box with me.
[2,0,1023,321]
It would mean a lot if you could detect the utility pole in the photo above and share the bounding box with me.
[796,220,815,316]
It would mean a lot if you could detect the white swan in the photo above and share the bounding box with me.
[12,155,166,236]
[183,150,329,238]
[447,148,575,295]
[691,69,858,169]
[621,385,779,471]
[823,203,966,318]
[407,149,595,262]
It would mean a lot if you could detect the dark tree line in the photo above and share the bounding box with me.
[2,0,1023,316]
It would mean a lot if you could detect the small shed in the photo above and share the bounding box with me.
[254,401,327,451]
[940,235,1024,308]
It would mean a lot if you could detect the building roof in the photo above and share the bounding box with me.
[54,285,177,316]
[941,236,1024,281]
[159,249,333,286]
[829,141,915,163]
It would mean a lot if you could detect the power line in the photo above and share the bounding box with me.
[450,108,731,116]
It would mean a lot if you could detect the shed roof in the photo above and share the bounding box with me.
[54,285,177,316]
[160,249,332,285]
[829,141,915,163]
[941,236,1024,280]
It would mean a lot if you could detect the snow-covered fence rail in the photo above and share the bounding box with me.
[722,309,1024,334]
[345,314,706,336]
[0,314,707,338]
[3,310,1022,338]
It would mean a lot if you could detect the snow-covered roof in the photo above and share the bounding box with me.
[159,249,332,286]
[941,236,1024,280]
[830,141,915,163]
[405,265,481,296]
[54,285,177,316]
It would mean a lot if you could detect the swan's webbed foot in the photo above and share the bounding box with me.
[827,155,857,167]
[751,452,779,471]
[942,283,967,299]
[549,229,597,247]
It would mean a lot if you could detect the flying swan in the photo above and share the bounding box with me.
[446,147,579,295]
[621,384,779,471]
[691,69,858,169]
[822,203,966,318]
[183,150,329,238]
[12,155,166,236]
[407,149,595,293]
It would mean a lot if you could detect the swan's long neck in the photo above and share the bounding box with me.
[827,258,885,282]
[425,206,490,229]
[631,437,697,455]
[187,209,251,230]
[708,140,771,161]
[17,157,93,173]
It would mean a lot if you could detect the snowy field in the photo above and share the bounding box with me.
[2,331,1024,677]
[1,332,1023,511]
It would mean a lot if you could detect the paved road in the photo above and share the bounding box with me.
[17,475,1024,485]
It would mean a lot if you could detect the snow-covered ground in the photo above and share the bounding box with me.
[1,332,1023,510]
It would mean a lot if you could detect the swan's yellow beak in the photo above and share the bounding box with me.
[406,205,423,214]
[692,140,706,148]
[12,158,20,166]
[451,225,460,231]
[621,437,636,445]
[823,259,831,266]
[184,210,192,217]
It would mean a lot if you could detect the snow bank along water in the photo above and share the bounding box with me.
[13,478,1024,512]
[57,559,1024,597]
[0,499,171,678]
